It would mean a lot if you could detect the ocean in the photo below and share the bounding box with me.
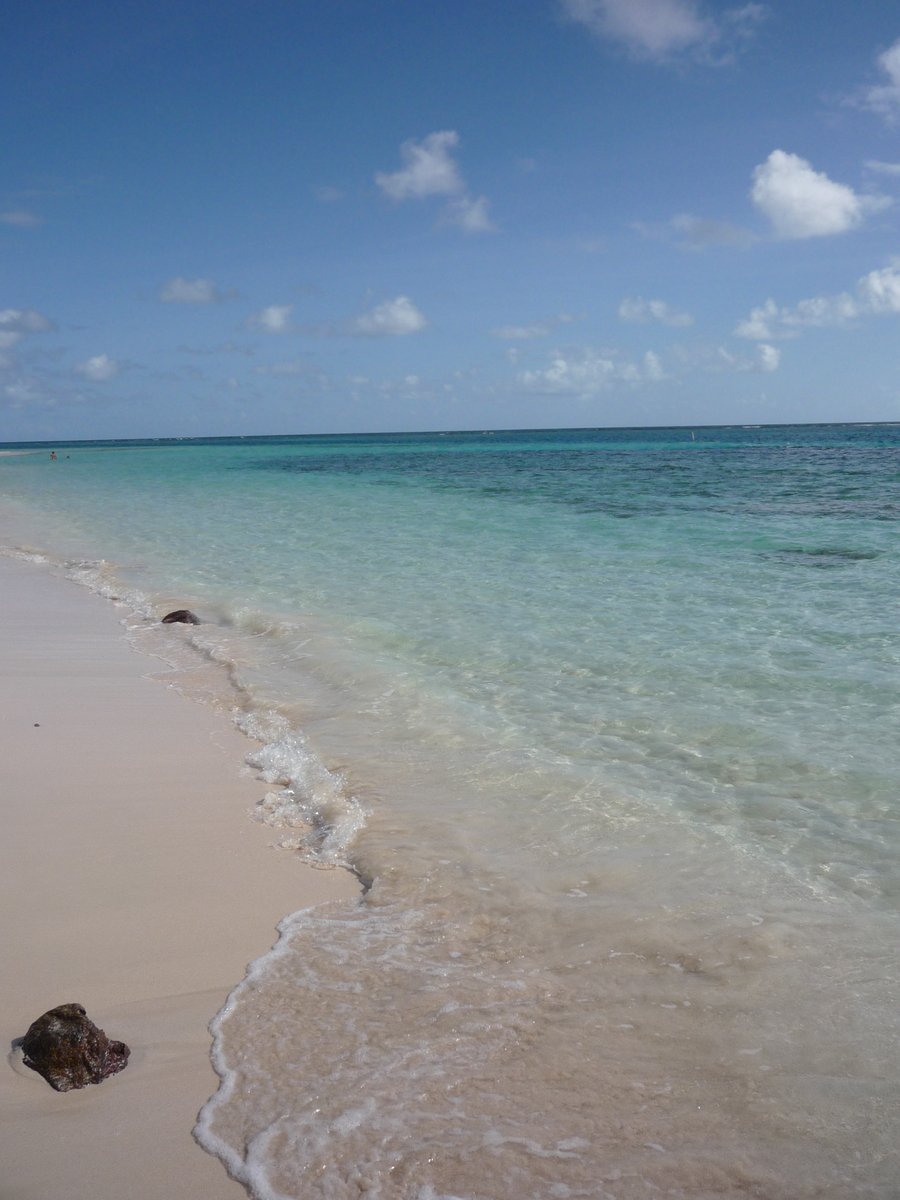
[1,424,898,1198]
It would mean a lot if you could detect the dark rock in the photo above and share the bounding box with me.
[21,1003,130,1092]
[161,609,200,625]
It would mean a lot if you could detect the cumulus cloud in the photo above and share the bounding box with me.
[858,262,900,312]
[735,293,859,339]
[618,296,693,326]
[159,277,225,304]
[560,0,764,63]
[375,131,495,233]
[750,150,887,239]
[519,346,664,396]
[376,131,464,200]
[1,209,43,227]
[0,308,53,350]
[248,304,293,333]
[735,260,900,340]
[353,295,427,336]
[75,353,119,382]
[860,37,900,122]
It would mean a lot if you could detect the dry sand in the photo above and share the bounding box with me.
[0,554,359,1199]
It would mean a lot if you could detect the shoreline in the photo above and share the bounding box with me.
[0,554,359,1199]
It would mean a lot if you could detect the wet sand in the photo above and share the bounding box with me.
[0,554,358,1199]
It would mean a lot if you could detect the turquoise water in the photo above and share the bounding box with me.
[2,425,899,1197]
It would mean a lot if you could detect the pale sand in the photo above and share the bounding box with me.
[0,555,359,1199]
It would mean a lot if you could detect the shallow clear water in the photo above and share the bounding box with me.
[2,425,899,1197]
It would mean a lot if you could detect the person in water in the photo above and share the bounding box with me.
[49,451,57,461]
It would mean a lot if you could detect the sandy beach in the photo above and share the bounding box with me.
[0,554,358,1200]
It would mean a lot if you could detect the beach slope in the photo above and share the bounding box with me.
[0,555,357,1199]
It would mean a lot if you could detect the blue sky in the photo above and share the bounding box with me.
[3,1,900,439]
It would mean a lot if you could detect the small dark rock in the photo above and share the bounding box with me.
[161,609,200,625]
[21,1003,130,1092]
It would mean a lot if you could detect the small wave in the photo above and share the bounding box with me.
[767,546,881,568]
[238,708,368,868]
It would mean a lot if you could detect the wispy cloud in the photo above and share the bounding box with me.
[75,353,119,381]
[864,159,900,178]
[313,185,344,203]
[375,131,495,233]
[442,193,495,233]
[750,150,889,239]
[159,277,228,304]
[491,313,575,340]
[0,308,54,351]
[255,357,314,376]
[560,0,765,64]
[247,304,293,333]
[353,295,427,336]
[633,212,755,249]
[0,209,43,227]
[618,296,693,326]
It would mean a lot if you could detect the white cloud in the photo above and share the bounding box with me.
[160,277,224,304]
[735,293,860,339]
[708,343,781,374]
[353,295,427,336]
[858,262,900,313]
[736,261,900,340]
[375,131,495,234]
[0,308,53,350]
[375,131,464,200]
[734,298,780,340]
[861,37,900,122]
[248,304,293,333]
[618,296,693,326]
[519,346,663,396]
[75,353,119,382]
[1,210,43,227]
[3,380,40,406]
[560,0,763,63]
[520,349,617,395]
[750,150,887,239]
[642,349,667,380]
[442,193,496,233]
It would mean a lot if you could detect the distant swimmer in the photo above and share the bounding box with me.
[49,451,57,460]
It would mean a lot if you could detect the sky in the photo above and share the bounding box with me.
[3,0,900,439]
